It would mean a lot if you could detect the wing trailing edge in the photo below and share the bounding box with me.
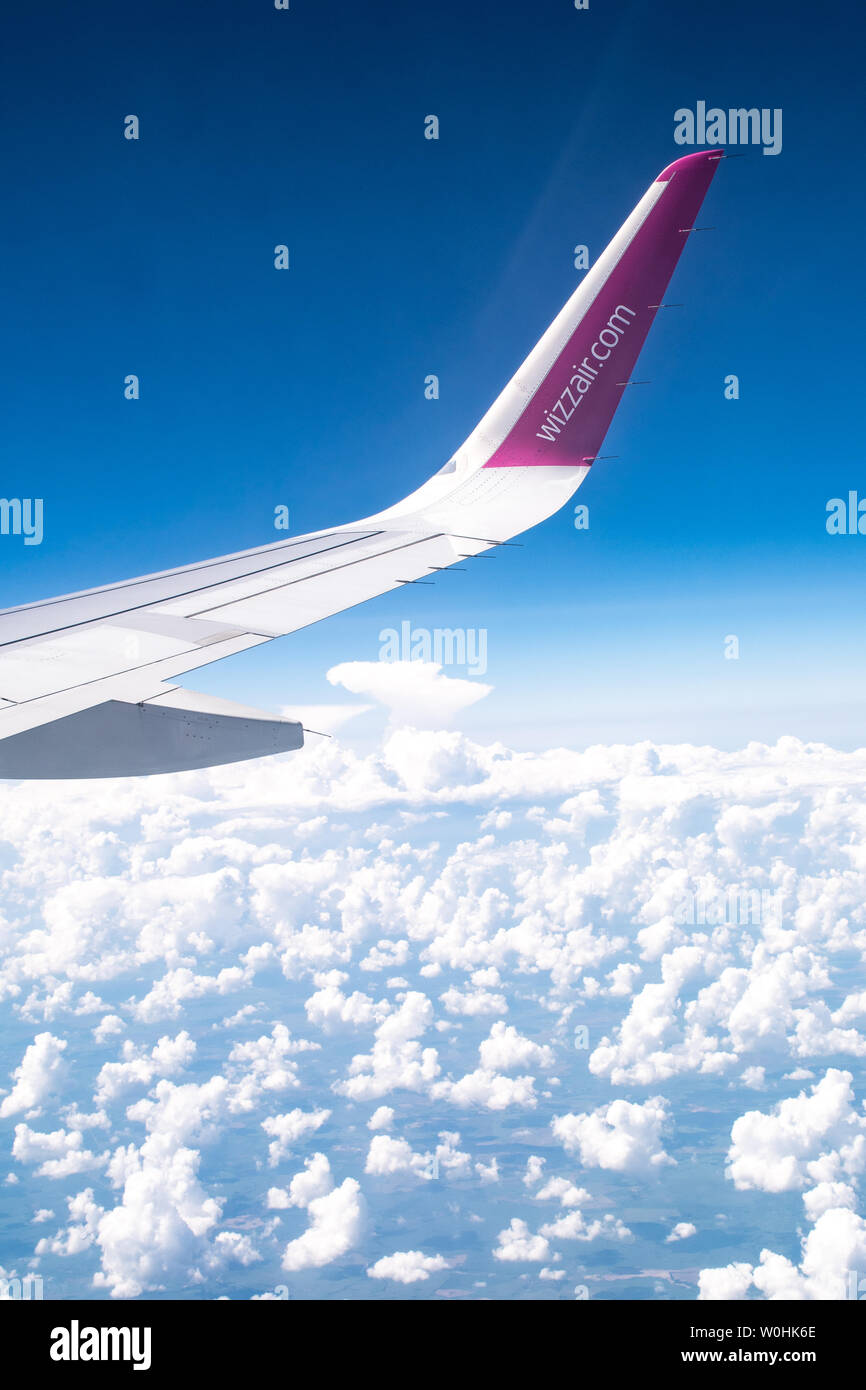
[0,687,303,779]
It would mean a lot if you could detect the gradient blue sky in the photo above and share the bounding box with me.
[2,0,862,748]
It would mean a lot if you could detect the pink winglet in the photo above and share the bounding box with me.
[483,150,723,468]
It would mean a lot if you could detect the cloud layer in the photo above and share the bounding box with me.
[1,729,866,1298]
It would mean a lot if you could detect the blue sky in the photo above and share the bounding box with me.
[3,0,863,748]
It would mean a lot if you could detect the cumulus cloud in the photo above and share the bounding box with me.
[284,1153,335,1209]
[538,1209,631,1242]
[228,1025,319,1113]
[215,1231,261,1266]
[523,1155,546,1188]
[364,1130,470,1184]
[492,1218,549,1263]
[666,1221,697,1243]
[366,1250,449,1283]
[95,1032,196,1107]
[1,1034,67,1118]
[36,1076,236,1298]
[432,1068,538,1111]
[261,1108,331,1167]
[534,1177,591,1207]
[304,976,385,1033]
[281,1177,365,1272]
[698,1261,754,1301]
[700,1073,866,1300]
[552,1098,675,1174]
[478,1023,555,1072]
[336,993,440,1101]
[266,1186,292,1210]
[12,1125,108,1180]
[132,965,251,1024]
[327,661,491,728]
[364,1134,429,1182]
[439,986,507,1018]
[4,730,866,1300]
[725,1070,866,1194]
[699,1208,866,1301]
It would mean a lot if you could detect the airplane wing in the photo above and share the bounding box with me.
[0,151,721,778]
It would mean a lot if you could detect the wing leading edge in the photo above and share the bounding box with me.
[0,151,721,778]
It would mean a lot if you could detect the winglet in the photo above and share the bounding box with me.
[477,150,723,469]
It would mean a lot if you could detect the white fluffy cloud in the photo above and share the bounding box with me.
[337,993,440,1101]
[34,1076,236,1298]
[366,1250,449,1283]
[1,1034,67,1118]
[666,1221,697,1243]
[364,1130,470,1184]
[492,1218,550,1263]
[534,1176,591,1207]
[281,1176,365,1272]
[551,1098,674,1174]
[432,1067,538,1111]
[95,1032,196,1107]
[4,730,866,1299]
[700,1071,866,1300]
[261,1108,331,1167]
[364,1134,429,1181]
[478,1022,555,1072]
[284,1153,335,1209]
[12,1125,107,1180]
[539,1208,631,1242]
[700,1208,866,1301]
[327,661,491,728]
[439,985,506,1017]
[726,1070,866,1194]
